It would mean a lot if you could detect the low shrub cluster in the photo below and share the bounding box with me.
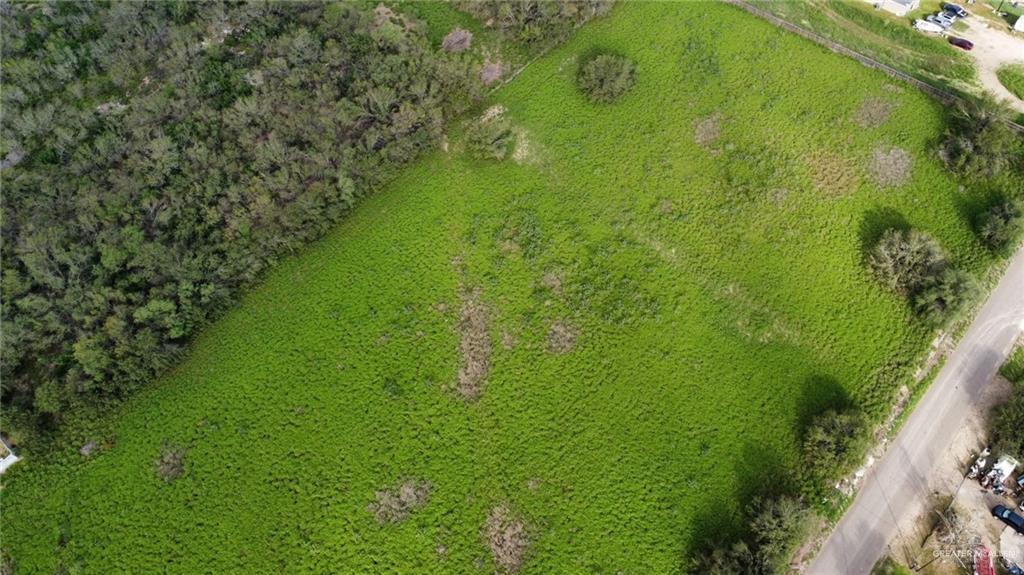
[978,199,1024,253]
[799,409,870,499]
[576,53,636,103]
[940,96,1023,180]
[869,228,975,326]
[465,112,516,161]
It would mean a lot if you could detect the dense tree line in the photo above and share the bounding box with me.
[1,0,475,418]
[456,0,612,51]
[0,1,609,424]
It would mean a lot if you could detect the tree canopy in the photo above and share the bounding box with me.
[0,1,489,419]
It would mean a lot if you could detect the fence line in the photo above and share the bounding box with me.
[721,0,1024,134]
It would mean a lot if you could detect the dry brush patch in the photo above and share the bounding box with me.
[484,504,529,573]
[457,288,491,400]
[807,151,859,196]
[441,27,473,53]
[154,444,184,482]
[368,479,432,524]
[868,145,912,187]
[545,319,578,354]
[694,112,723,149]
[852,97,895,128]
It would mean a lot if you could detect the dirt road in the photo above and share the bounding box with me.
[958,18,1024,114]
[806,245,1024,575]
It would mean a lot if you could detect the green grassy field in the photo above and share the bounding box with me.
[1,3,1000,573]
[997,64,1024,102]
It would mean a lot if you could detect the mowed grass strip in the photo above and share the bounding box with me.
[1,2,996,573]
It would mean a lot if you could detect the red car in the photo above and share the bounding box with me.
[949,37,974,50]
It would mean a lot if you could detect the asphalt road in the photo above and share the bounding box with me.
[807,245,1024,575]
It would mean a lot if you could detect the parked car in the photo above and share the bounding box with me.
[948,36,974,50]
[992,505,1024,534]
[928,13,956,28]
[943,3,969,18]
[1003,557,1024,575]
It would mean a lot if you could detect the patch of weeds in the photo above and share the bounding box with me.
[565,235,661,324]
[494,209,544,261]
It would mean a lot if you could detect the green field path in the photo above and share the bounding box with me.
[1,3,995,573]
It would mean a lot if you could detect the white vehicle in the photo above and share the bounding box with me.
[914,19,944,33]
[928,12,957,28]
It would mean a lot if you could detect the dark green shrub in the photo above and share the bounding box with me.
[576,53,636,103]
[979,200,1024,251]
[868,228,947,296]
[689,495,810,575]
[912,267,976,327]
[800,409,869,498]
[941,96,1022,179]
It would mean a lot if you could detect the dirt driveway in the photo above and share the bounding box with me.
[957,18,1024,113]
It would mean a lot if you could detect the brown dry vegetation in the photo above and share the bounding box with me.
[368,479,432,524]
[808,151,859,196]
[540,271,563,294]
[154,445,184,482]
[694,112,723,148]
[484,504,529,573]
[480,61,503,85]
[852,96,895,128]
[501,330,516,350]
[441,27,473,53]
[545,320,578,354]
[457,288,491,400]
[868,145,912,187]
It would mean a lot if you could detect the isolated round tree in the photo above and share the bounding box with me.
[577,54,636,103]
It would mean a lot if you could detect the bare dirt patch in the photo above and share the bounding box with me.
[155,444,185,482]
[480,61,503,86]
[457,288,491,400]
[441,27,473,53]
[368,479,432,524]
[808,152,859,196]
[545,320,578,354]
[868,145,912,187]
[501,330,516,351]
[485,504,529,573]
[480,104,506,123]
[540,271,563,295]
[852,97,895,128]
[693,112,723,148]
[657,199,676,216]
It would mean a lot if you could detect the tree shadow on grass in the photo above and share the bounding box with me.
[951,183,1006,236]
[795,374,853,437]
[858,207,909,258]
[683,441,796,564]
